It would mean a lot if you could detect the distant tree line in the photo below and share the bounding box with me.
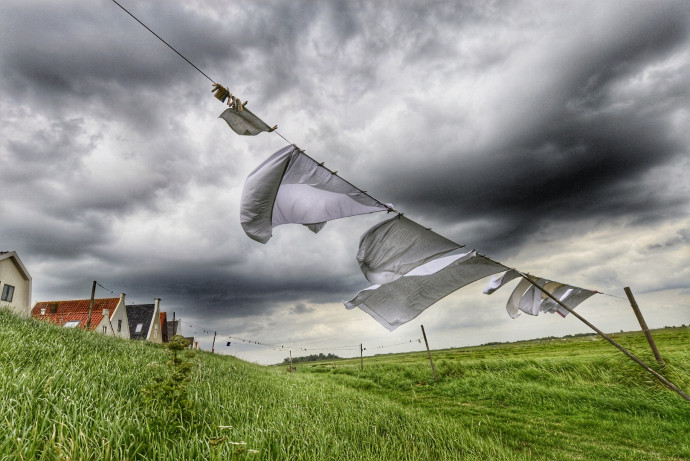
[283,353,340,364]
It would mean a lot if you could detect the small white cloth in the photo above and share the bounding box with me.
[482,269,521,294]
[240,145,388,243]
[505,275,596,319]
[219,107,274,136]
[345,250,506,331]
[357,215,462,284]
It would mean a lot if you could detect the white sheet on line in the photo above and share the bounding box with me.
[345,250,507,331]
[357,215,463,284]
[240,145,388,243]
[506,275,596,319]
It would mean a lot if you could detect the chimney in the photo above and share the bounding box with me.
[102,308,110,316]
[120,293,126,305]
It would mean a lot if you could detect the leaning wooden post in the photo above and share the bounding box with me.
[519,274,689,402]
[421,325,437,382]
[624,287,664,367]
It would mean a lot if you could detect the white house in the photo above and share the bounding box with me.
[0,251,32,317]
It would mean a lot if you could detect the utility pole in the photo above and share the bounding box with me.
[624,287,664,367]
[211,331,217,353]
[421,325,437,382]
[86,281,96,330]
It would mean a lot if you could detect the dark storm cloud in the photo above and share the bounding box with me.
[94,265,363,320]
[365,3,690,256]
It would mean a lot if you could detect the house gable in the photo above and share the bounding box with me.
[126,304,155,340]
[0,251,33,317]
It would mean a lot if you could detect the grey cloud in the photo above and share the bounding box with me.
[645,229,690,251]
[292,302,315,314]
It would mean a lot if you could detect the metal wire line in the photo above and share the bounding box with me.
[111,0,215,83]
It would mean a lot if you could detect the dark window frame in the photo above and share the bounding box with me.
[1,284,14,302]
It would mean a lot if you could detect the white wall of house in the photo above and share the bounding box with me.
[147,298,163,344]
[110,294,130,339]
[0,252,32,317]
[94,294,131,339]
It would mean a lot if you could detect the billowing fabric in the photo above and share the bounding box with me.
[482,269,520,294]
[241,145,388,243]
[506,276,596,319]
[357,215,463,284]
[345,250,506,331]
[219,107,274,136]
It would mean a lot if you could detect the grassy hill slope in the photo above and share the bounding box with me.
[1,309,688,460]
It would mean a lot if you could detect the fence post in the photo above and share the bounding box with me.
[624,287,664,367]
[421,325,437,382]
[360,343,363,371]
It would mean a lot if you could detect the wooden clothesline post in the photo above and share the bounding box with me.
[421,325,437,382]
[624,287,664,368]
[360,343,363,371]
[520,275,689,402]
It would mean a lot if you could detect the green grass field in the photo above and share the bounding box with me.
[1,309,688,460]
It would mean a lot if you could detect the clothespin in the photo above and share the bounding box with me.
[212,83,230,102]
[227,94,244,111]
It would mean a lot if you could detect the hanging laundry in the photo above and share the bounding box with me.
[482,269,521,294]
[240,145,390,243]
[219,107,275,136]
[505,275,596,319]
[345,250,506,331]
[357,215,463,284]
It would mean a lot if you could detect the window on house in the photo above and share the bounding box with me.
[117,319,122,332]
[102,326,107,334]
[135,323,143,333]
[40,307,46,315]
[154,324,158,339]
[64,321,80,328]
[1,284,14,302]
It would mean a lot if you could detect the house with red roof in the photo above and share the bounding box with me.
[32,293,130,338]
[0,251,32,317]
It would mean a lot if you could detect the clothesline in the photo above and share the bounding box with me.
[179,321,421,353]
[110,0,690,402]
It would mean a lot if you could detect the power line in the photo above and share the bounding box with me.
[95,281,116,294]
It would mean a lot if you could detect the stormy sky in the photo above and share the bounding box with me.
[1,0,688,364]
